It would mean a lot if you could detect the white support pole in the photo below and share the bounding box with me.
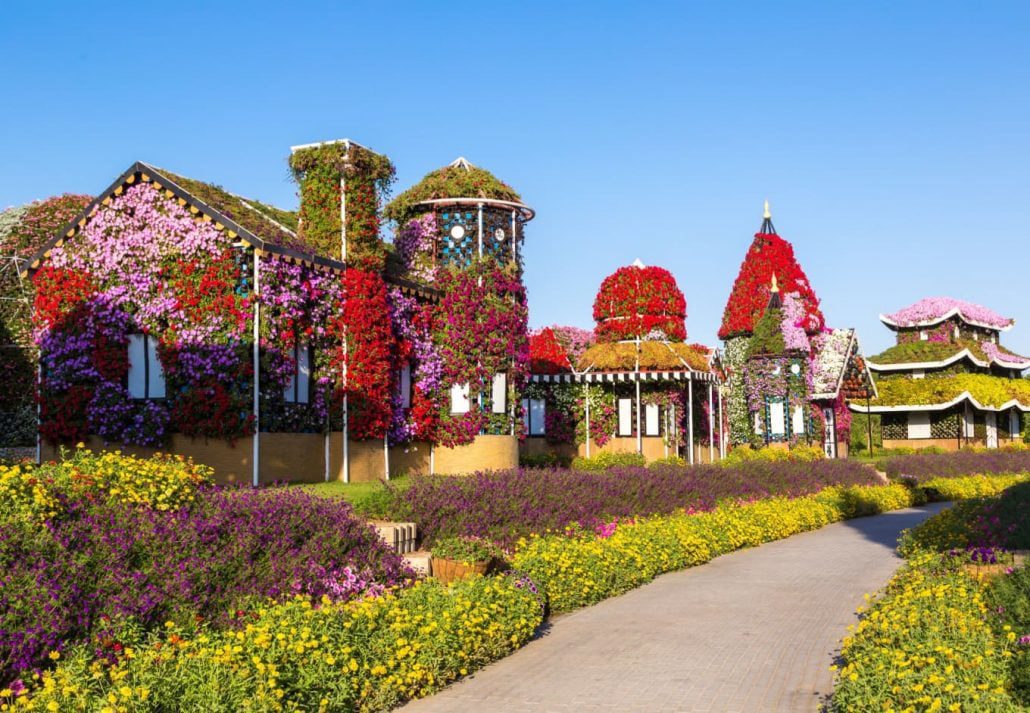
[688,378,694,465]
[251,250,261,487]
[477,203,484,259]
[511,209,517,263]
[430,443,435,475]
[635,377,642,455]
[324,432,330,482]
[708,382,715,464]
[664,406,669,459]
[35,359,41,464]
[340,157,350,483]
[584,383,591,457]
[671,404,677,459]
[721,387,729,459]
[384,435,390,481]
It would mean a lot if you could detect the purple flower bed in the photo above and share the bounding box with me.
[883,450,1030,482]
[385,460,880,547]
[0,488,411,685]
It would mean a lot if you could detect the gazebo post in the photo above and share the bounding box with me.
[635,376,642,455]
[584,382,591,457]
[688,377,694,465]
[866,395,873,456]
[718,384,725,460]
[708,381,715,464]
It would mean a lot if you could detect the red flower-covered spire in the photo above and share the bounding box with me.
[529,327,573,374]
[719,203,824,340]
[593,261,687,342]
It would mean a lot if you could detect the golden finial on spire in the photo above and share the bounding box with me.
[770,274,779,293]
[763,199,771,219]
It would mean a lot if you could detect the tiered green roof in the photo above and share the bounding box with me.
[867,373,1030,410]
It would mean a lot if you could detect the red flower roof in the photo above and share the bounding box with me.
[719,231,824,340]
[529,327,573,374]
[593,264,687,342]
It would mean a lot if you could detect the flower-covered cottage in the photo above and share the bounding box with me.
[852,297,1030,449]
[720,204,875,457]
[521,262,727,464]
[23,141,534,483]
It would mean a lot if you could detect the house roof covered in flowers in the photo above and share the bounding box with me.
[384,156,532,225]
[851,373,1030,413]
[576,340,713,374]
[880,297,1014,332]
[867,339,1030,371]
[23,162,436,298]
[810,328,877,401]
[719,208,825,340]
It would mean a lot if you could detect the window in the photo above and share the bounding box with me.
[283,343,312,404]
[644,403,660,436]
[792,405,805,435]
[963,405,975,438]
[907,412,931,439]
[753,411,763,435]
[768,401,786,436]
[919,330,928,341]
[396,364,412,408]
[127,333,165,399]
[617,398,633,436]
[491,373,507,414]
[1012,410,1022,438]
[912,369,925,380]
[521,398,545,436]
[450,383,470,414]
[953,325,960,339]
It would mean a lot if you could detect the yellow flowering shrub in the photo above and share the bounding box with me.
[920,472,1029,501]
[7,574,543,713]
[832,553,1021,712]
[513,484,917,612]
[719,443,825,467]
[0,447,211,521]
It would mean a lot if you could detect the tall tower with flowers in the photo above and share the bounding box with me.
[385,157,535,457]
[720,203,825,445]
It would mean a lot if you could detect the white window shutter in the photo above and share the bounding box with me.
[530,399,546,436]
[450,383,470,414]
[1011,410,1020,438]
[296,344,311,404]
[491,373,507,414]
[754,411,763,435]
[912,369,925,379]
[399,365,412,408]
[964,405,975,437]
[644,403,660,436]
[919,330,928,341]
[769,401,786,435]
[907,412,931,439]
[618,398,633,436]
[283,346,297,402]
[792,405,805,435]
[127,334,147,398]
[146,336,166,399]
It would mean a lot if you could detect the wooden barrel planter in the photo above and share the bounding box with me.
[432,557,493,584]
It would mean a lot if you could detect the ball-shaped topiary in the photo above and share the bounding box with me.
[592,264,687,342]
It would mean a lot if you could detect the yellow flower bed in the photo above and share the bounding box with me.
[832,553,1020,712]
[8,575,542,713]
[920,472,1029,500]
[513,483,918,612]
[0,447,212,521]
[720,443,826,466]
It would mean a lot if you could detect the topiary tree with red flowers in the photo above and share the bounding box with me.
[719,231,824,340]
[592,265,686,342]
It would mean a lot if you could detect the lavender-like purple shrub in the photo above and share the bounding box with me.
[389,459,879,546]
[884,450,1030,482]
[0,487,411,684]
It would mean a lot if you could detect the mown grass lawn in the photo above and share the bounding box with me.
[296,477,410,507]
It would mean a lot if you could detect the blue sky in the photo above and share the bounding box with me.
[2,0,1028,356]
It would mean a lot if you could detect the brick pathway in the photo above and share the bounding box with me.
[401,503,947,713]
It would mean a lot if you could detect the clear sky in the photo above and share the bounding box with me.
[2,1,1028,357]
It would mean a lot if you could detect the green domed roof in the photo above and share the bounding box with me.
[384,157,523,224]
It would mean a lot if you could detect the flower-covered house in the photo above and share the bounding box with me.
[24,141,535,483]
[520,262,726,464]
[853,297,1030,449]
[722,204,875,457]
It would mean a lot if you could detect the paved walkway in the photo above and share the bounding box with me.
[401,503,948,713]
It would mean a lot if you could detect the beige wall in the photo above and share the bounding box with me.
[433,435,519,475]
[882,437,1021,452]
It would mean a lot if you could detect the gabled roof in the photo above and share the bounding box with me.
[880,297,1014,332]
[810,328,878,401]
[22,162,437,299]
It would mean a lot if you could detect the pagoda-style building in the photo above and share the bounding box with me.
[722,204,875,457]
[853,298,1030,449]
